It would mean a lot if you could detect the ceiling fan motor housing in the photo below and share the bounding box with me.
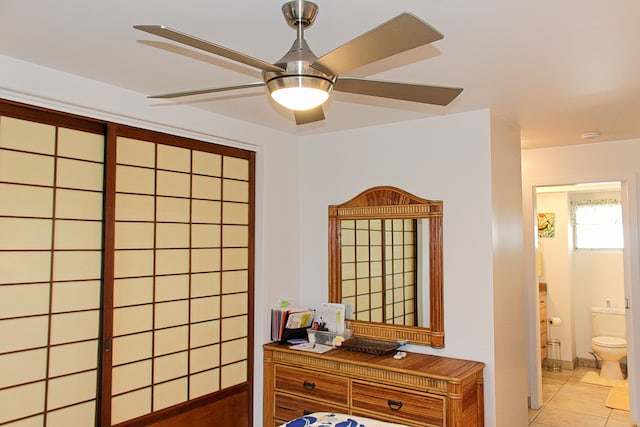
[264,1,335,98]
[263,37,335,100]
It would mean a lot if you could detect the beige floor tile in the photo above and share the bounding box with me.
[534,406,608,427]
[530,368,633,427]
[606,408,635,427]
[546,394,611,418]
[608,409,633,421]
[555,382,611,402]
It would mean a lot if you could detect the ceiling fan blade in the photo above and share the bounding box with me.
[134,25,285,73]
[294,106,325,125]
[148,82,266,99]
[334,77,462,106]
[311,13,443,75]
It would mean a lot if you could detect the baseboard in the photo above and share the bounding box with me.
[542,357,576,371]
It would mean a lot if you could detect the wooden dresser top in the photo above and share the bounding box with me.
[264,342,485,381]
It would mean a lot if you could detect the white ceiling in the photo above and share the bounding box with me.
[2,0,639,149]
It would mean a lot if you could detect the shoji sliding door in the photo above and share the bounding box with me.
[0,111,105,427]
[105,128,254,426]
[0,101,254,427]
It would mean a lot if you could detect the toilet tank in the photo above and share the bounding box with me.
[591,306,626,337]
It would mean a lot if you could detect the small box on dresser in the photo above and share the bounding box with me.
[263,342,485,427]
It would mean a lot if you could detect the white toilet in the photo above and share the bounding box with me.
[591,306,627,380]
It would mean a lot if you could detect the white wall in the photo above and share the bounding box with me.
[522,140,640,421]
[490,112,528,427]
[537,192,575,362]
[0,54,301,426]
[299,109,527,427]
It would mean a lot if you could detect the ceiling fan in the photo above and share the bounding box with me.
[134,1,462,125]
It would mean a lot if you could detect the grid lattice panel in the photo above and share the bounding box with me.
[110,137,249,425]
[340,218,416,325]
[383,219,417,325]
[0,116,103,427]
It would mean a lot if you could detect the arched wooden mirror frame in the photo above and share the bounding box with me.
[328,186,444,347]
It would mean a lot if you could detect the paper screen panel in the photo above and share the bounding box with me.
[55,189,102,220]
[157,144,190,172]
[0,283,49,318]
[221,360,247,389]
[116,137,155,167]
[0,116,55,154]
[192,151,221,176]
[153,352,188,384]
[155,274,189,301]
[0,382,46,424]
[221,270,248,293]
[189,369,220,398]
[0,115,103,426]
[0,218,52,249]
[0,150,54,186]
[110,136,251,425]
[192,175,221,200]
[0,184,53,218]
[112,360,152,395]
[56,158,103,191]
[153,378,187,411]
[111,389,151,425]
[0,348,47,388]
[58,127,104,162]
[46,401,96,427]
[223,157,249,180]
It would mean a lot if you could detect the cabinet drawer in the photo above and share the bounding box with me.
[275,365,348,405]
[274,392,348,422]
[352,381,445,426]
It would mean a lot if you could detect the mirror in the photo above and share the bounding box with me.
[329,186,444,347]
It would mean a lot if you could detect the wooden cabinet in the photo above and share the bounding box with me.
[539,282,548,362]
[263,342,485,427]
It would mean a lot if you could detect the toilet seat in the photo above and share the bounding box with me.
[592,336,626,348]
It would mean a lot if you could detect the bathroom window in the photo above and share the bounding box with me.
[571,199,623,250]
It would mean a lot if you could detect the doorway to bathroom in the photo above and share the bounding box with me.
[533,181,629,406]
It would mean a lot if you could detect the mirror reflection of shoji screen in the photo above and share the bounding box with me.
[340,219,416,325]
[340,219,384,322]
[383,219,417,325]
[0,116,104,426]
[110,136,250,424]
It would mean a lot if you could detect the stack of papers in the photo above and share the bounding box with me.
[271,307,314,342]
[289,343,334,353]
[317,303,346,333]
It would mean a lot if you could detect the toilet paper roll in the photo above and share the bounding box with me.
[549,317,562,327]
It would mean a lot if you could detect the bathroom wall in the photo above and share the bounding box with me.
[536,189,624,363]
[536,192,574,362]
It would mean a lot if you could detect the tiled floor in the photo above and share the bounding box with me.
[528,366,635,427]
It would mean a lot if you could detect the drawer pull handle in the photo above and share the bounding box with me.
[302,381,316,390]
[387,399,403,410]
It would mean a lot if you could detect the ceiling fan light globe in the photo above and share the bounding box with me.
[267,76,333,111]
[271,87,329,110]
